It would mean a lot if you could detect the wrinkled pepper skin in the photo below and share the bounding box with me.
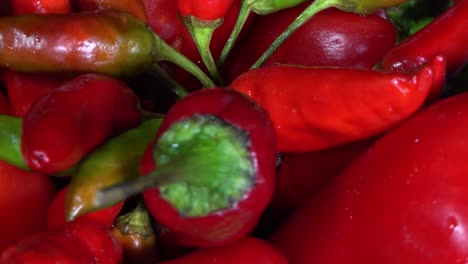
[271,91,468,264]
[0,10,154,77]
[12,0,72,14]
[0,160,55,252]
[224,6,397,82]
[141,88,276,247]
[177,0,234,20]
[381,0,468,77]
[74,0,148,21]
[230,56,445,152]
[1,220,123,264]
[159,237,290,264]
[21,73,141,174]
[47,186,123,230]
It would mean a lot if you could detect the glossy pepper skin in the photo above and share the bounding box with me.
[224,6,397,82]
[177,0,234,20]
[381,0,468,78]
[271,91,468,264]
[47,186,123,230]
[159,237,290,264]
[230,56,445,152]
[1,220,123,264]
[66,118,163,221]
[12,0,72,14]
[0,10,153,77]
[73,0,148,21]
[5,71,70,117]
[21,73,141,174]
[140,88,277,247]
[0,159,55,252]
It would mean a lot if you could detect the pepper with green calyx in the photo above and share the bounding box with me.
[94,88,277,248]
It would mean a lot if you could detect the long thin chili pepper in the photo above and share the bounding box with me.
[93,88,277,248]
[0,10,214,91]
[230,56,446,152]
[66,118,163,220]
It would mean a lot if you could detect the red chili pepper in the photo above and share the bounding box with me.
[223,6,397,82]
[74,0,148,22]
[0,159,55,252]
[12,0,72,14]
[93,88,277,248]
[229,56,446,152]
[21,73,141,174]
[1,220,123,264]
[177,0,234,20]
[272,139,375,216]
[271,90,468,263]
[143,0,247,90]
[47,185,123,230]
[5,71,70,117]
[159,237,289,264]
[0,92,11,115]
[381,0,468,78]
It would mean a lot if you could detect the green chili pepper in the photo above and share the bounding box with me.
[0,115,28,170]
[66,117,163,221]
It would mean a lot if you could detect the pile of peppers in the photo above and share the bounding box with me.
[0,0,467,263]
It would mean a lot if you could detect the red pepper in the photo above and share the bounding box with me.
[271,90,468,263]
[272,138,375,216]
[223,6,397,82]
[229,56,446,152]
[12,0,72,14]
[1,220,123,264]
[159,237,289,264]
[74,0,148,22]
[94,88,277,248]
[177,0,234,20]
[143,0,247,90]
[381,0,468,78]
[21,73,141,174]
[5,71,70,117]
[47,185,123,230]
[0,159,55,252]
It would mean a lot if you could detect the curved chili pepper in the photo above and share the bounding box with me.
[0,10,214,89]
[94,88,277,248]
[0,159,55,252]
[74,0,148,21]
[111,202,159,264]
[21,73,141,174]
[176,0,234,85]
[5,71,70,117]
[230,56,446,152]
[66,118,163,220]
[381,0,468,78]
[47,186,123,230]
[223,6,397,83]
[0,220,123,264]
[159,237,289,264]
[12,0,72,14]
[271,90,468,263]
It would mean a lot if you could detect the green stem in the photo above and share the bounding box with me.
[181,16,225,86]
[250,0,339,69]
[217,0,252,68]
[151,32,216,88]
[152,63,189,98]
